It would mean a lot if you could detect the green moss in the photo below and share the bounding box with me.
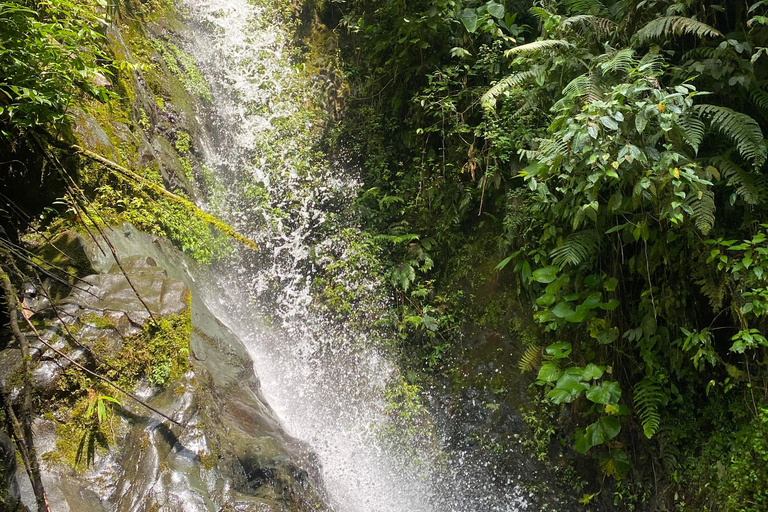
[48,309,192,468]
[179,157,194,181]
[50,389,116,469]
[102,312,192,388]
[149,38,211,101]
[138,108,150,130]
[175,131,191,154]
[79,312,118,331]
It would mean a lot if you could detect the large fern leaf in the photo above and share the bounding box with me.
[562,15,617,35]
[696,104,767,167]
[689,188,716,235]
[637,16,722,44]
[695,271,729,311]
[749,81,768,114]
[565,0,607,15]
[481,69,540,109]
[519,345,542,373]
[552,73,603,111]
[599,48,637,75]
[504,39,571,57]
[711,156,761,204]
[675,116,705,154]
[634,376,665,439]
[551,230,600,268]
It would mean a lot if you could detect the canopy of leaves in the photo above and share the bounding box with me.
[0,0,111,139]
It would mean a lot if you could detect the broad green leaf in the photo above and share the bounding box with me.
[587,416,621,447]
[596,328,619,344]
[537,293,556,306]
[604,277,619,291]
[460,8,478,33]
[586,381,621,404]
[487,1,505,19]
[635,111,648,133]
[574,429,592,454]
[581,293,602,309]
[600,116,619,130]
[546,342,572,359]
[537,362,562,382]
[496,255,513,270]
[552,301,575,318]
[548,376,587,403]
[565,307,590,323]
[422,313,438,332]
[533,265,559,283]
[600,449,630,479]
[582,363,605,380]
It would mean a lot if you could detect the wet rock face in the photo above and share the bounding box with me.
[0,432,21,511]
[6,232,331,512]
[63,255,190,325]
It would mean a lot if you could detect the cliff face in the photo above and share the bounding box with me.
[0,1,333,510]
[4,229,331,512]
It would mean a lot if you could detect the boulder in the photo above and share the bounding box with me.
[8,228,331,512]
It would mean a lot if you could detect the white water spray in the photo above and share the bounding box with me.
[177,1,534,510]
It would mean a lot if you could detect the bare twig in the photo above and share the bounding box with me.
[0,264,51,512]
[0,238,100,298]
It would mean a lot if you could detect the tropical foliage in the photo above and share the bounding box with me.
[0,0,112,139]
[332,0,768,507]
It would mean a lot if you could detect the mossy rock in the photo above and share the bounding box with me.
[28,230,97,301]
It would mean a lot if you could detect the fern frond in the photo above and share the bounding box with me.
[519,345,542,373]
[696,271,728,311]
[538,137,569,160]
[711,156,761,204]
[634,376,665,439]
[551,230,599,268]
[481,69,540,109]
[565,0,607,15]
[552,71,604,111]
[530,7,554,20]
[675,116,705,153]
[696,104,767,167]
[599,48,637,75]
[562,15,617,35]
[637,53,665,75]
[637,16,722,44]
[689,188,716,235]
[562,74,591,97]
[682,45,716,61]
[505,39,571,57]
[750,82,768,114]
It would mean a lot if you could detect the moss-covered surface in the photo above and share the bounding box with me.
[46,309,191,469]
[27,0,249,266]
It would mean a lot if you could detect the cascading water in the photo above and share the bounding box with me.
[172,0,538,510]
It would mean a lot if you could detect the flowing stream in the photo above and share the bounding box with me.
[174,0,536,510]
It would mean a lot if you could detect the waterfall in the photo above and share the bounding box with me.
[175,1,535,510]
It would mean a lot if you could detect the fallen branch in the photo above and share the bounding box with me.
[61,142,260,252]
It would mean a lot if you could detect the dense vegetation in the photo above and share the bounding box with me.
[323,0,768,509]
[3,0,768,509]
